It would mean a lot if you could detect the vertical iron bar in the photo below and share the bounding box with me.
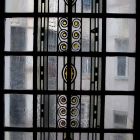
[67,0,72,140]
[33,0,38,140]
[134,0,139,140]
[0,0,5,140]
[101,0,106,140]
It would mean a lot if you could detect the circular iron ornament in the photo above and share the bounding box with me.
[72,18,81,29]
[72,41,80,52]
[58,119,67,128]
[59,30,68,40]
[72,30,81,40]
[58,107,67,116]
[59,41,68,52]
[62,64,77,83]
[71,107,79,117]
[58,95,67,105]
[71,96,79,106]
[64,0,77,5]
[59,18,68,29]
[70,119,79,128]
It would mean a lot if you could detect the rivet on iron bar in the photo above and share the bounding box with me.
[41,35,44,41]
[95,36,98,41]
[42,0,45,3]
[94,75,98,81]
[94,113,97,119]
[91,28,98,33]
[96,0,99,3]
[40,66,44,72]
[94,105,97,111]
[41,27,45,33]
[94,67,98,73]
[41,111,44,117]
[40,73,44,79]
[41,104,44,110]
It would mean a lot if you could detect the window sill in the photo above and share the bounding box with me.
[115,76,128,80]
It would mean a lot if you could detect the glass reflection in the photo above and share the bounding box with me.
[106,19,136,52]
[5,94,33,127]
[105,96,134,129]
[4,56,33,90]
[107,0,135,13]
[104,133,133,140]
[5,18,33,51]
[106,57,135,91]
[6,0,34,12]
[5,132,33,140]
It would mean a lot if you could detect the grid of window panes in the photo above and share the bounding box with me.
[0,0,138,140]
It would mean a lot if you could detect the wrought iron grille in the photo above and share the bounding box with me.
[0,0,139,140]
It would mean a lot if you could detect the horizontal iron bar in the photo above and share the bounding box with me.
[0,13,137,18]
[3,127,134,133]
[1,90,136,95]
[1,52,136,57]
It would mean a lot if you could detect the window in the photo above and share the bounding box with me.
[115,39,129,78]
[0,0,138,140]
[114,111,127,128]
[117,57,127,77]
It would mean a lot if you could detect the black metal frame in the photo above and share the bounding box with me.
[0,0,139,140]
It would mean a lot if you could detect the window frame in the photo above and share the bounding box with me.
[0,0,139,140]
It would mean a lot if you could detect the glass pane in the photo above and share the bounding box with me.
[104,133,133,140]
[105,96,134,129]
[4,56,33,90]
[107,0,135,13]
[106,57,135,91]
[106,19,136,52]
[82,18,102,52]
[5,94,33,127]
[38,0,102,13]
[38,0,66,13]
[37,18,58,52]
[5,0,34,12]
[72,57,102,91]
[37,56,67,90]
[37,133,100,140]
[74,0,102,13]
[37,95,57,127]
[5,18,33,51]
[37,95,101,128]
[37,18,102,52]
[5,132,33,140]
[80,95,101,128]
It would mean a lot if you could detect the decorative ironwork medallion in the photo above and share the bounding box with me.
[59,18,68,28]
[70,107,79,117]
[57,95,67,128]
[62,64,77,83]
[59,29,68,41]
[58,95,67,105]
[58,118,67,128]
[72,18,81,29]
[70,95,80,128]
[70,119,79,128]
[72,18,81,52]
[71,96,79,106]
[72,41,80,52]
[59,18,68,52]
